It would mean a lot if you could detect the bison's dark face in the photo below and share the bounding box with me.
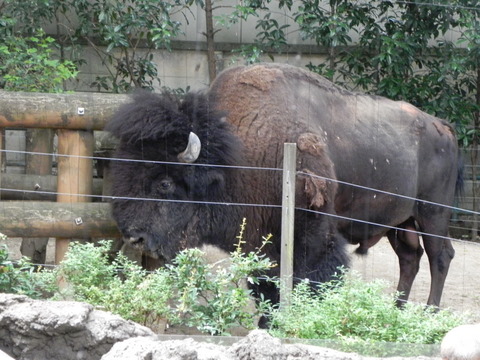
[107,91,242,261]
[110,143,228,260]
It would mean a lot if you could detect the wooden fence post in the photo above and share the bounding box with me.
[280,143,297,308]
[56,129,94,264]
[0,129,4,200]
[20,129,54,264]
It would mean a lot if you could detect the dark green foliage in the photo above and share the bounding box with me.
[0,0,187,92]
[221,0,480,147]
[48,236,275,335]
[0,239,53,299]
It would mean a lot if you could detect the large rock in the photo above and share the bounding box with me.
[102,336,233,360]
[102,330,440,360]
[441,324,480,360]
[0,294,154,360]
[103,330,345,360]
[0,294,440,360]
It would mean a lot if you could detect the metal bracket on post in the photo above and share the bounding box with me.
[280,143,297,309]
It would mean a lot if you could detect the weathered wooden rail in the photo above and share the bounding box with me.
[0,91,128,130]
[0,201,120,238]
[0,90,128,263]
[1,173,103,201]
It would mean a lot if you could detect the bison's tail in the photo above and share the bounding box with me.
[455,150,465,199]
[451,150,465,224]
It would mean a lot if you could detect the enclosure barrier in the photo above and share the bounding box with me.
[0,90,128,263]
[280,143,296,308]
[0,91,128,130]
[1,173,103,201]
[0,201,120,238]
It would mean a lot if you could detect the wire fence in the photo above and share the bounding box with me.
[0,147,478,244]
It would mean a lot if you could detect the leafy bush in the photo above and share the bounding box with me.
[268,270,464,355]
[0,29,78,92]
[47,222,275,335]
[49,240,172,328]
[0,230,465,351]
[0,233,53,298]
[168,230,274,334]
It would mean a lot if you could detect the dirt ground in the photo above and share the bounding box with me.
[349,239,480,319]
[3,236,479,318]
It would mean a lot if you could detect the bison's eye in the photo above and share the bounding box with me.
[159,179,173,193]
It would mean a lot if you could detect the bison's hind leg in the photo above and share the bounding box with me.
[387,218,424,307]
[415,209,455,307]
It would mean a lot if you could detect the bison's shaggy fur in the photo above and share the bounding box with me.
[108,91,241,167]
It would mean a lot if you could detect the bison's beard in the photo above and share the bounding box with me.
[122,233,183,263]
[121,214,203,263]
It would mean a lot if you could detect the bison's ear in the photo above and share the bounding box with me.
[300,169,328,210]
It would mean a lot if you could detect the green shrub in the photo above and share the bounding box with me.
[47,240,173,327]
[0,230,465,350]
[48,222,275,335]
[0,233,53,299]
[167,232,274,334]
[268,270,464,355]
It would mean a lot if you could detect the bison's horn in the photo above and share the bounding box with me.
[178,132,201,163]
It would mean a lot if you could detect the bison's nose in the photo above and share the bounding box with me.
[123,230,164,259]
[126,232,151,248]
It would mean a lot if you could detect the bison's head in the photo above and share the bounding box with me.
[106,91,242,260]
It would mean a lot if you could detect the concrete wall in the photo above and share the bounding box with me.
[72,46,328,93]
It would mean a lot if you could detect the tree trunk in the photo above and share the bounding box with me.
[471,68,480,240]
[205,0,216,83]
[328,3,337,74]
[0,129,4,200]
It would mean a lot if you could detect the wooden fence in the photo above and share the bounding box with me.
[0,91,128,263]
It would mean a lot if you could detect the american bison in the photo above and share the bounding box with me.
[107,63,461,307]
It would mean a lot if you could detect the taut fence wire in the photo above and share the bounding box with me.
[0,148,476,243]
